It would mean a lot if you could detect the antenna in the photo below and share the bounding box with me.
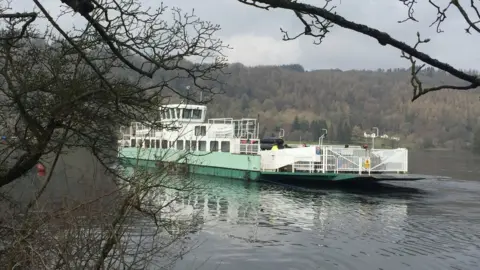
[184,85,190,105]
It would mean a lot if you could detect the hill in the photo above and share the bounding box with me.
[204,63,480,150]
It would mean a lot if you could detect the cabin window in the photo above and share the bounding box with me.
[192,109,202,119]
[183,109,192,119]
[185,140,191,151]
[176,108,182,119]
[221,141,230,152]
[161,140,168,149]
[145,140,150,148]
[198,141,207,151]
[131,139,136,147]
[177,140,184,150]
[149,139,154,148]
[156,140,160,148]
[166,110,171,119]
[210,141,219,152]
[137,140,143,148]
[195,126,206,136]
[190,141,197,151]
[169,108,175,119]
[169,141,175,148]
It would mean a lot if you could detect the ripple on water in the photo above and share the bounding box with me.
[167,177,480,270]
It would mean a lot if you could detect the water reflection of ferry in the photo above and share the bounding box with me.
[152,178,409,236]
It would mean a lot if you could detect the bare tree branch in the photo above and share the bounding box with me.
[238,0,480,100]
[0,0,224,267]
[0,10,37,40]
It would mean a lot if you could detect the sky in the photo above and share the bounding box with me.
[10,0,480,71]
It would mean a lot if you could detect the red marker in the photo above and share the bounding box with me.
[36,163,46,177]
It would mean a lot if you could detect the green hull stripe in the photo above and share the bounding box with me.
[118,157,261,181]
[119,148,261,171]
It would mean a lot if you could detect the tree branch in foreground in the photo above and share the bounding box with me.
[0,0,227,188]
[238,0,480,101]
[0,0,224,267]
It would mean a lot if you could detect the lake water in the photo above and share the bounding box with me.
[5,149,480,269]
[170,150,480,270]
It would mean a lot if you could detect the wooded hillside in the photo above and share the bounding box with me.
[203,63,480,149]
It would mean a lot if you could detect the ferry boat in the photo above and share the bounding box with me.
[117,103,424,185]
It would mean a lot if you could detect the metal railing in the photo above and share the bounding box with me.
[231,142,260,155]
[259,146,408,174]
[292,155,338,173]
[208,118,234,125]
[207,126,234,139]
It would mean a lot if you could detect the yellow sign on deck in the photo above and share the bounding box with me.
[364,159,370,169]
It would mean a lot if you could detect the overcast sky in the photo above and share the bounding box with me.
[12,0,480,70]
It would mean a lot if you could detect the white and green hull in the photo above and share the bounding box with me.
[118,147,423,184]
[119,147,262,181]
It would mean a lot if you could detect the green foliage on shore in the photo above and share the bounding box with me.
[201,64,479,150]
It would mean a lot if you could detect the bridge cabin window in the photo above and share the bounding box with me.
[221,141,230,152]
[156,140,160,148]
[131,139,136,147]
[183,108,202,120]
[161,140,168,149]
[195,126,207,136]
[198,141,207,151]
[210,141,219,152]
[161,106,204,121]
[183,109,192,119]
[192,109,202,119]
[145,140,150,148]
[162,108,178,120]
[150,139,155,148]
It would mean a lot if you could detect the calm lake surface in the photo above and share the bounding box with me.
[171,150,480,270]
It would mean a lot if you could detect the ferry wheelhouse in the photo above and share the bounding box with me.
[117,104,423,184]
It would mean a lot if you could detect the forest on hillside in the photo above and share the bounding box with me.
[194,63,480,150]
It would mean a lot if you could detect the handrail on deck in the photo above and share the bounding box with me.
[259,146,408,174]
